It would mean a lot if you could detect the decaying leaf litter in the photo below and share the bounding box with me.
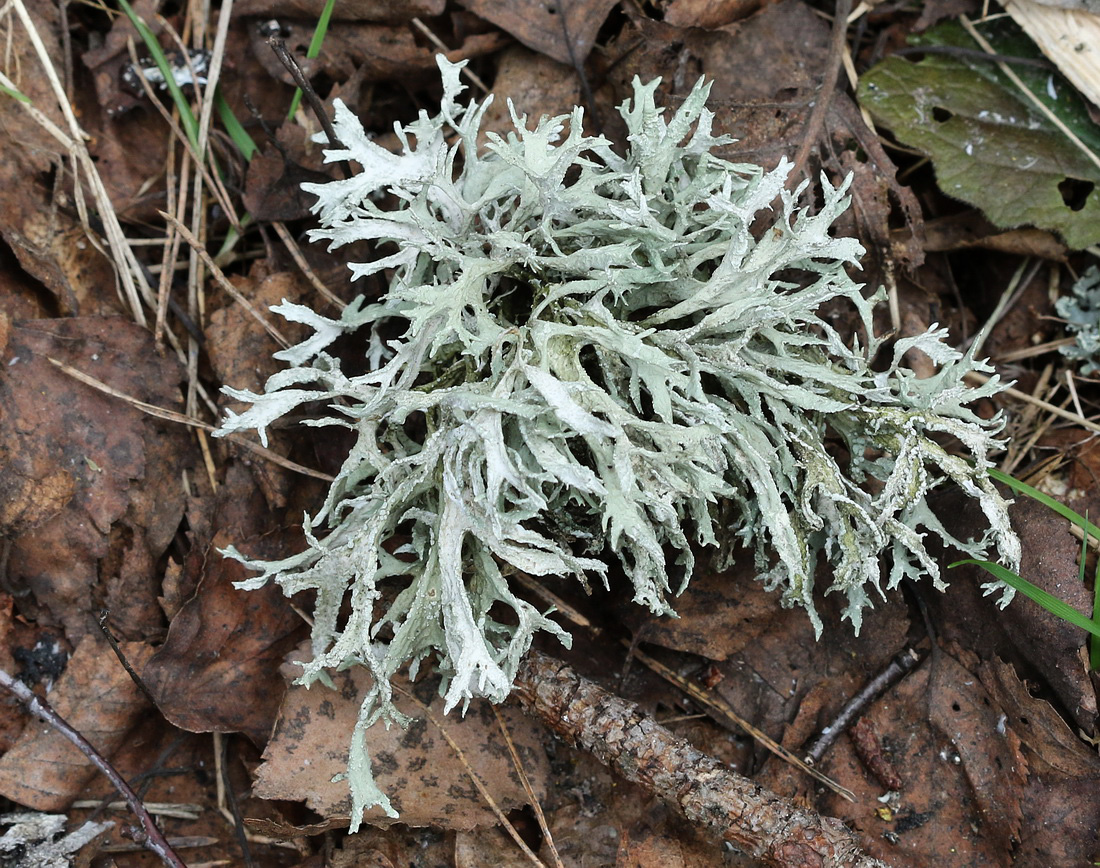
[0,0,1097,866]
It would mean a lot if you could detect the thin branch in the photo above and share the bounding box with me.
[267,36,352,179]
[0,666,188,868]
[98,612,159,707]
[789,0,852,185]
[512,652,892,868]
[803,647,923,765]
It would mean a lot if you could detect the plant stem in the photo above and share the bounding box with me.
[0,666,188,868]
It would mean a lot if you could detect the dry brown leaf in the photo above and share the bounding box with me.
[619,560,787,662]
[456,0,619,66]
[205,271,315,511]
[936,496,1098,732]
[454,827,536,868]
[1,317,190,643]
[928,647,1029,850]
[0,636,154,811]
[614,826,727,868]
[254,661,551,830]
[978,656,1100,780]
[325,826,452,867]
[245,16,506,89]
[814,654,1020,866]
[143,463,307,745]
[481,46,582,146]
[605,2,924,273]
[243,128,334,223]
[0,4,123,318]
[664,0,764,29]
[235,0,445,20]
[916,212,1068,260]
[1014,774,1100,865]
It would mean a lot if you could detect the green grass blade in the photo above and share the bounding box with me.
[952,558,1100,640]
[989,467,1100,540]
[286,0,337,120]
[215,86,257,160]
[117,0,201,152]
[0,81,31,104]
[1092,557,1100,670]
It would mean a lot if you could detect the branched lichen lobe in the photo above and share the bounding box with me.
[217,56,1019,826]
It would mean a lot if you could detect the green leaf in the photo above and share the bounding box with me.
[858,18,1100,249]
[952,558,1100,641]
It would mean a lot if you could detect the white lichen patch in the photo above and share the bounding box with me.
[217,57,1019,827]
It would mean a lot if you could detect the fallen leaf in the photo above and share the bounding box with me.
[454,826,536,868]
[481,46,582,146]
[0,636,154,811]
[255,661,551,829]
[934,494,1098,733]
[235,0,445,19]
[325,826,452,867]
[243,133,334,223]
[664,0,762,29]
[605,2,924,273]
[1,317,191,643]
[143,463,307,745]
[978,656,1100,779]
[816,650,1025,866]
[859,17,1100,249]
[0,4,121,319]
[245,15,505,90]
[916,211,1067,260]
[456,0,619,66]
[928,645,1029,850]
[204,271,314,511]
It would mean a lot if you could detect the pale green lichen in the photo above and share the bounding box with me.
[1057,265,1100,375]
[216,56,1020,828]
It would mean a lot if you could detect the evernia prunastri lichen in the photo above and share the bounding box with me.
[217,57,1020,826]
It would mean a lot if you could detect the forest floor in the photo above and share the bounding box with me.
[0,0,1099,866]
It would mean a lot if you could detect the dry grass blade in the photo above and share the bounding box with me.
[47,357,334,482]
[967,370,1100,434]
[9,0,154,325]
[162,210,291,349]
[271,221,346,309]
[491,705,564,868]
[391,685,548,868]
[625,642,857,802]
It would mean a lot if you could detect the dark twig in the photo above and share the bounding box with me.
[512,651,892,868]
[556,0,603,135]
[625,641,855,800]
[267,36,352,180]
[0,666,188,868]
[99,611,159,708]
[788,0,852,186]
[218,734,255,868]
[803,647,924,766]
